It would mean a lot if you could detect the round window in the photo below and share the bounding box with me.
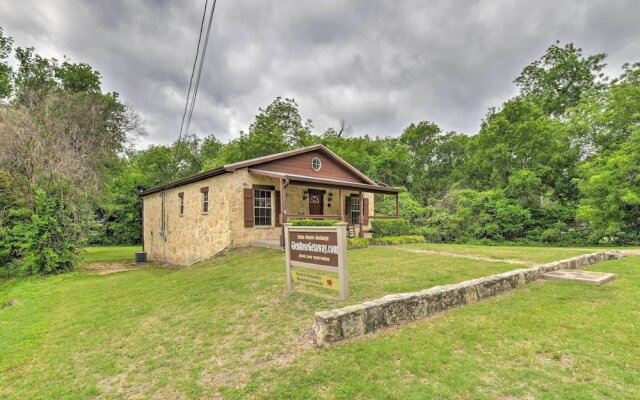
[311,157,322,171]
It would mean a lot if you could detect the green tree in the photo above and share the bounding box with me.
[400,121,469,201]
[0,27,12,99]
[465,97,575,200]
[576,130,640,242]
[569,62,640,153]
[219,97,314,163]
[514,41,607,117]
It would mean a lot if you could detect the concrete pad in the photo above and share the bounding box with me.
[541,270,616,286]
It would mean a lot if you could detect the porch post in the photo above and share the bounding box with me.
[358,191,364,238]
[338,189,343,221]
[280,178,287,246]
[395,193,400,218]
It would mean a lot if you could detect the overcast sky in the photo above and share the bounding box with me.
[1,0,639,148]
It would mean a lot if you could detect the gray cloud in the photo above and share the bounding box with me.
[1,0,639,148]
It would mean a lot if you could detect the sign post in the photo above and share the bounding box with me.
[284,222,349,300]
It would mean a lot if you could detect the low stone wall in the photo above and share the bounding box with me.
[313,251,624,345]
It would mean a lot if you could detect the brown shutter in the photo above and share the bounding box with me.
[275,191,281,227]
[345,196,352,224]
[363,197,370,225]
[243,188,254,228]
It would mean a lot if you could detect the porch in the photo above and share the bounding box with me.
[248,168,402,243]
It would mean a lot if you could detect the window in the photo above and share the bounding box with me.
[202,191,209,213]
[254,189,272,226]
[351,196,360,224]
[311,157,321,171]
[179,195,184,216]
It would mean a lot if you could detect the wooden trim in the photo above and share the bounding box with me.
[252,184,276,191]
[243,188,254,228]
[141,197,145,252]
[308,189,326,194]
[200,186,209,193]
[139,166,225,196]
[358,191,364,238]
[338,189,343,221]
[275,190,281,227]
[288,214,341,219]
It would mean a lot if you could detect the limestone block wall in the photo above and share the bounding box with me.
[226,169,281,247]
[142,167,378,265]
[142,174,234,265]
[312,251,625,345]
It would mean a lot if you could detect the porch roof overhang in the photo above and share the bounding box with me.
[248,169,402,195]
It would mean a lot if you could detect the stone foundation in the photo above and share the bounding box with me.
[313,251,624,345]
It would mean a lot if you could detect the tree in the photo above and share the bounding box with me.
[514,41,607,117]
[569,62,640,154]
[219,97,314,163]
[0,27,12,99]
[400,121,469,201]
[55,60,101,93]
[465,97,574,198]
[576,130,640,242]
[0,31,141,273]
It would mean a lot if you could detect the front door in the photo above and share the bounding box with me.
[308,189,324,216]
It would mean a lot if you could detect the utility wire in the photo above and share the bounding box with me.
[159,0,218,240]
[167,0,212,183]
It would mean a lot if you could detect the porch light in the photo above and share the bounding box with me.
[328,192,334,201]
[303,190,308,200]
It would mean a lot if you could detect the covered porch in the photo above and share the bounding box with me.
[248,169,402,243]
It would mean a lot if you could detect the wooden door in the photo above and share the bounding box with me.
[308,189,324,216]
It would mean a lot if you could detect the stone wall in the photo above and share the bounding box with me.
[142,174,235,265]
[142,167,376,265]
[312,251,625,346]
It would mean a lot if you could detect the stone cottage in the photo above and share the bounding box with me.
[139,144,401,265]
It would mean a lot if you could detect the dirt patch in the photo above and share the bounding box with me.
[623,249,640,255]
[390,247,537,266]
[1,299,17,309]
[81,262,143,275]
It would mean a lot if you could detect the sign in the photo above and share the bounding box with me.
[284,223,349,300]
[291,270,339,291]
[289,231,338,267]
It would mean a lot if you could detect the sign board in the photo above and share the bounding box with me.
[291,270,339,291]
[284,223,348,300]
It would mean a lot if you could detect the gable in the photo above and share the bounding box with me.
[250,150,368,184]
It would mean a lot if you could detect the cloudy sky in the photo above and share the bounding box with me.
[1,0,639,148]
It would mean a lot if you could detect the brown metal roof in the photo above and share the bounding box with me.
[248,169,402,194]
[139,144,389,196]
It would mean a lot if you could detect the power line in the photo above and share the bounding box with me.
[160,0,218,240]
[169,0,219,185]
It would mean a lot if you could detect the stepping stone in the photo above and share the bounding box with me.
[541,270,616,286]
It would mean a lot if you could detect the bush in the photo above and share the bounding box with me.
[371,219,414,237]
[290,219,339,226]
[4,188,80,275]
[347,238,370,249]
[370,235,426,245]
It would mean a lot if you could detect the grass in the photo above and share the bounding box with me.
[79,245,142,264]
[0,244,637,399]
[398,242,614,264]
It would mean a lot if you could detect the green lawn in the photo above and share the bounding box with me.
[0,244,637,399]
[79,245,142,264]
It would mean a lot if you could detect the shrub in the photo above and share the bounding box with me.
[370,235,426,245]
[371,219,414,237]
[290,219,339,226]
[347,238,370,249]
[5,188,80,275]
